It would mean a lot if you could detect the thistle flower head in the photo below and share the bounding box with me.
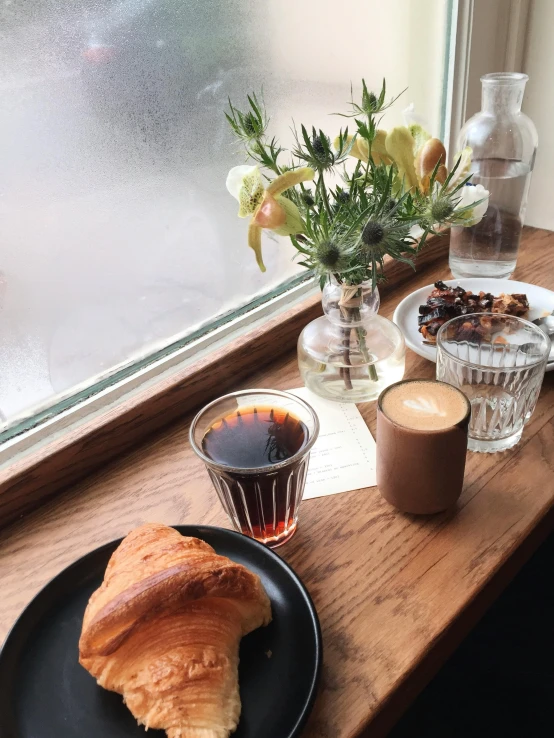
[311,131,333,166]
[336,188,349,204]
[242,112,259,137]
[293,125,338,170]
[316,240,342,269]
[362,220,385,247]
[225,93,267,143]
[430,198,455,222]
[311,236,352,276]
[355,211,415,288]
[312,134,326,157]
[364,91,378,112]
[418,175,489,231]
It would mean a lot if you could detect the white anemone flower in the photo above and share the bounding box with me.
[455,183,490,227]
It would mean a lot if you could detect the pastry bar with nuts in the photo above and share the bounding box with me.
[417,281,529,344]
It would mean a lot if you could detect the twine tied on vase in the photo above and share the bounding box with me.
[338,284,363,311]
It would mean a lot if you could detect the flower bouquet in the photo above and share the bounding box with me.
[225,80,489,402]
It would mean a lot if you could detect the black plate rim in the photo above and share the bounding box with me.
[0,524,322,738]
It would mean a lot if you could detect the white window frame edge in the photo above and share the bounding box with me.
[442,0,473,163]
[445,0,531,162]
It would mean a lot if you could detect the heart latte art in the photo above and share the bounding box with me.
[381,381,469,431]
[401,396,447,417]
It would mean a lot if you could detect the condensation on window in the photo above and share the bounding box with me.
[0,0,447,425]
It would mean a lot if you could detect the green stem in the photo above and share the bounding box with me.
[356,325,379,382]
[317,171,332,218]
[362,149,372,190]
[250,137,282,176]
[340,334,353,390]
[339,289,379,391]
[361,114,375,189]
[353,304,379,382]
[338,295,353,392]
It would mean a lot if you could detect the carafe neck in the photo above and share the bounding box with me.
[481,72,528,114]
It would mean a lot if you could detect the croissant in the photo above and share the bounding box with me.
[79,523,272,738]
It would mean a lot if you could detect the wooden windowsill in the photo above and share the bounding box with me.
[1,227,554,737]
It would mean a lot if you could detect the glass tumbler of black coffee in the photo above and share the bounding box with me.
[190,389,320,547]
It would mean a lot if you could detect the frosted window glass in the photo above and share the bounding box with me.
[0,0,448,427]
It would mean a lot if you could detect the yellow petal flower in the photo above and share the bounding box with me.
[415,137,447,193]
[385,127,418,190]
[226,165,265,217]
[338,132,392,165]
[229,166,314,273]
[339,134,368,163]
[266,167,315,196]
[271,196,305,236]
[252,192,287,230]
[250,194,306,257]
[355,138,369,162]
[371,130,393,165]
[238,167,265,217]
[248,222,265,272]
[409,124,431,157]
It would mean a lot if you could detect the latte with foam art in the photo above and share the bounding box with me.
[377,379,470,514]
[381,380,468,431]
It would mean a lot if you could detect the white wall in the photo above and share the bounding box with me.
[522,0,554,230]
[264,0,448,134]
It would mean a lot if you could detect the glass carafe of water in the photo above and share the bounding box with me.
[449,73,538,279]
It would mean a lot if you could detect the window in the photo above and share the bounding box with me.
[1,0,452,440]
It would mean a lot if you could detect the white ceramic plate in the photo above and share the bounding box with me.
[393,278,554,372]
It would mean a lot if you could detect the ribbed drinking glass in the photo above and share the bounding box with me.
[190,389,319,547]
[436,314,550,452]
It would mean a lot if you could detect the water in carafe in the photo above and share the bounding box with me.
[449,159,532,278]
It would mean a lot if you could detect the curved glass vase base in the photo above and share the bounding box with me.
[298,314,406,404]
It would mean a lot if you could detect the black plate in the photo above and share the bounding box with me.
[0,525,322,738]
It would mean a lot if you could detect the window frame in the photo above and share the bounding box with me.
[0,274,315,447]
[444,0,531,160]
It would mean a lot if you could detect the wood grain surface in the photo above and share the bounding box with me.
[1,227,553,737]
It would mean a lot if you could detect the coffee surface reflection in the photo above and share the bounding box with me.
[202,406,308,468]
[196,399,315,547]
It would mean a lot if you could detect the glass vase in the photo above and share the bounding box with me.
[449,73,538,279]
[298,278,405,403]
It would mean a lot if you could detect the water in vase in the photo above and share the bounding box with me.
[298,314,405,403]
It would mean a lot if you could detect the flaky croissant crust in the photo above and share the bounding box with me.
[79,524,272,738]
[80,523,271,659]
